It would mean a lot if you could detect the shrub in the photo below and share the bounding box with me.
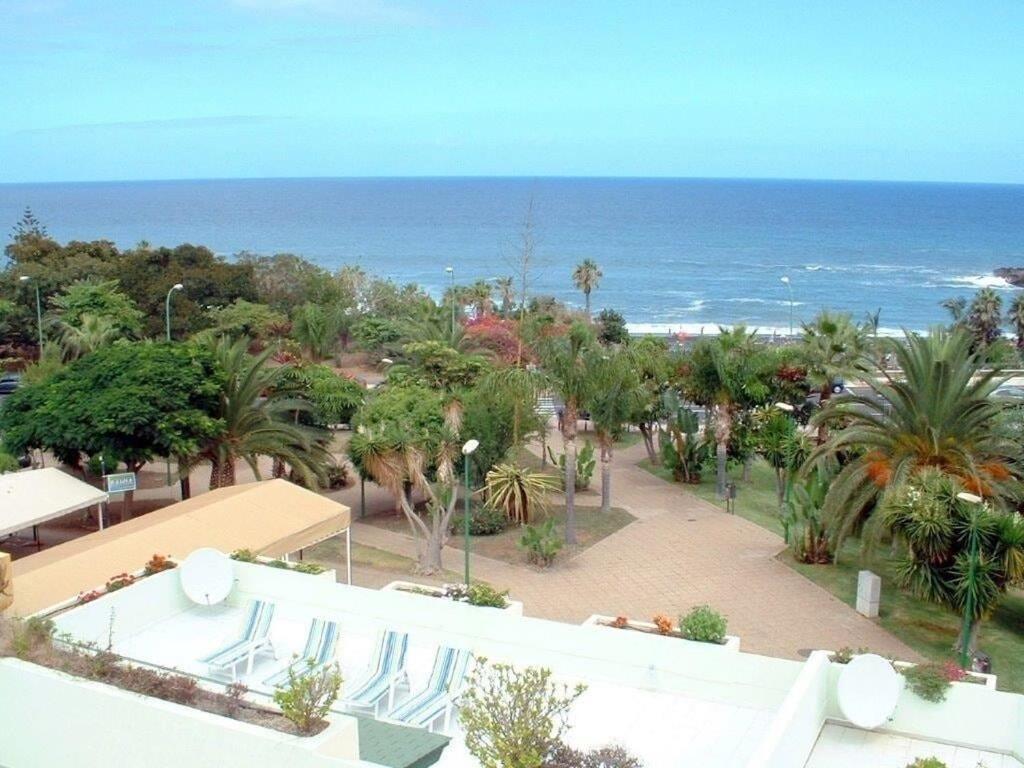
[77,589,103,605]
[267,559,291,569]
[546,743,642,768]
[10,617,54,659]
[519,518,564,567]
[451,503,510,536]
[651,614,673,635]
[441,583,510,609]
[323,462,350,490]
[902,663,953,703]
[230,548,258,563]
[273,659,343,735]
[905,759,947,768]
[547,440,596,491]
[610,616,629,629]
[120,665,199,705]
[459,658,586,768]
[830,646,870,664]
[105,573,136,592]
[143,554,176,576]
[485,464,557,525]
[679,605,728,645]
[293,562,326,575]
[225,681,249,715]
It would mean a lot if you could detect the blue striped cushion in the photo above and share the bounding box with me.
[201,600,274,667]
[263,618,339,688]
[388,647,470,725]
[344,630,408,704]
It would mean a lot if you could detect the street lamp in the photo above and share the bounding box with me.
[780,276,794,338]
[445,266,455,336]
[955,491,984,670]
[461,438,479,586]
[165,283,184,342]
[18,276,43,349]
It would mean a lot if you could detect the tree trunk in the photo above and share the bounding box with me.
[121,460,143,521]
[209,459,237,489]
[713,404,731,499]
[742,456,752,482]
[272,457,286,479]
[584,290,591,318]
[953,619,982,660]
[816,386,832,444]
[564,420,579,546]
[775,467,785,509]
[639,422,658,464]
[179,473,191,501]
[600,440,612,514]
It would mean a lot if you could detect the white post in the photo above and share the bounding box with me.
[346,528,352,585]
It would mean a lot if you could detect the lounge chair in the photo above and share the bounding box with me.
[385,646,472,733]
[263,617,340,689]
[341,629,409,715]
[200,599,276,680]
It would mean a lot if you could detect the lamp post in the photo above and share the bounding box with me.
[445,266,455,336]
[956,491,983,670]
[18,276,43,350]
[780,276,794,338]
[165,283,184,342]
[461,439,479,586]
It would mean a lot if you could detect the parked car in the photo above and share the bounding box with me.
[0,372,22,395]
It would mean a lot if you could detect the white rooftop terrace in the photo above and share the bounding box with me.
[4,555,1023,768]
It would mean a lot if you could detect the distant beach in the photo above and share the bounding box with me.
[1,177,1022,333]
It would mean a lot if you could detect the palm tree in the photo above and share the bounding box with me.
[468,281,494,317]
[967,287,1004,348]
[799,310,868,442]
[539,322,594,544]
[56,313,121,359]
[808,327,1020,548]
[1007,293,1024,350]
[625,337,672,464]
[942,296,968,325]
[192,337,332,489]
[495,276,515,315]
[585,349,641,512]
[571,259,602,318]
[681,326,773,498]
[484,464,557,524]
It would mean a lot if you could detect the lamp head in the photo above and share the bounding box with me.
[462,439,479,455]
[380,358,394,365]
[19,275,30,283]
[774,402,795,412]
[445,266,454,274]
[956,491,983,505]
[172,283,184,291]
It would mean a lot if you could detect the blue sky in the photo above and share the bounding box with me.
[2,0,1022,183]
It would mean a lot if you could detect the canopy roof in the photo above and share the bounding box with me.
[8,479,350,616]
[0,468,108,539]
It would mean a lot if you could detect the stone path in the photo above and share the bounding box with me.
[350,439,919,661]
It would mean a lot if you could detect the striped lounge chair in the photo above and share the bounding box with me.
[200,599,276,681]
[385,646,472,733]
[263,617,340,689]
[341,630,409,715]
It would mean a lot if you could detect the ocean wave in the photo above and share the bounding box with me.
[724,297,806,306]
[944,275,1015,290]
[625,322,915,337]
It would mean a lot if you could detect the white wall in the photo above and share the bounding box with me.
[743,651,831,768]
[824,663,1024,760]
[0,659,362,768]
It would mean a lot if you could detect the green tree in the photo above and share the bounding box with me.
[459,659,586,768]
[1006,293,1024,350]
[55,313,122,359]
[539,322,595,545]
[284,364,365,427]
[200,299,288,343]
[680,327,774,498]
[799,310,867,441]
[48,279,143,337]
[387,340,490,390]
[585,349,641,513]
[882,469,1024,655]
[967,287,1004,349]
[808,328,1020,547]
[625,337,672,464]
[291,302,347,360]
[189,338,332,489]
[942,296,968,326]
[571,259,602,318]
[596,308,628,345]
[494,276,515,315]
[0,342,222,514]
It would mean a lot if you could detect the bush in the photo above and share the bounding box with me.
[905,759,947,768]
[679,605,728,645]
[293,562,326,575]
[230,548,258,563]
[267,559,291,569]
[323,462,350,490]
[273,659,343,735]
[902,663,953,703]
[120,666,200,705]
[451,503,510,536]
[547,440,596,491]
[651,614,673,635]
[10,616,54,659]
[143,554,176,576]
[546,743,642,768]
[459,658,586,768]
[829,646,870,664]
[105,573,136,592]
[442,583,510,609]
[519,519,564,567]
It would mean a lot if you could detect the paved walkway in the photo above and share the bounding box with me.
[351,438,919,661]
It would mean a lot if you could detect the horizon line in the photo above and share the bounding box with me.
[2,173,1024,189]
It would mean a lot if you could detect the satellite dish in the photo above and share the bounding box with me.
[179,548,234,606]
[837,653,903,729]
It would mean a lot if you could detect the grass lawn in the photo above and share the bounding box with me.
[361,503,635,567]
[641,455,1024,692]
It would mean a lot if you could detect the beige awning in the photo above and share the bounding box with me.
[0,468,108,538]
[7,479,350,616]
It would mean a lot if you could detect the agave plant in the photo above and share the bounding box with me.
[484,463,557,525]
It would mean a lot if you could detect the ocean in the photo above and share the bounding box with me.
[1,177,1022,335]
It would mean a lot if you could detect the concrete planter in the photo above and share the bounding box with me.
[382,580,524,616]
[581,614,741,651]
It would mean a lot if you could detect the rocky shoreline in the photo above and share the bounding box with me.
[994,267,1024,287]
